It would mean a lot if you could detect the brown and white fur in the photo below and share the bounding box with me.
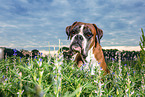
[66,21,110,75]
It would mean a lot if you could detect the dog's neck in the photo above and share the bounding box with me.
[73,43,100,67]
[81,46,99,75]
[85,46,98,64]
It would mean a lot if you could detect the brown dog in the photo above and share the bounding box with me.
[66,21,110,74]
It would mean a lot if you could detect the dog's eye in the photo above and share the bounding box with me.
[71,31,76,35]
[86,33,93,38]
[72,32,75,34]
[87,34,91,37]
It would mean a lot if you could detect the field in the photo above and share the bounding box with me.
[0,30,145,97]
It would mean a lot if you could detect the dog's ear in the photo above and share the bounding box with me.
[66,21,78,40]
[93,24,103,47]
[66,26,71,40]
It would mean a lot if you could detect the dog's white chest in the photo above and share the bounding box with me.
[83,48,99,75]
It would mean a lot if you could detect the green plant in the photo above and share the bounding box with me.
[0,29,145,96]
[139,28,145,63]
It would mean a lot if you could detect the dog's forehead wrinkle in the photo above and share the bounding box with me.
[72,25,79,32]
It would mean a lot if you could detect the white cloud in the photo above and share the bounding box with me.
[51,0,69,6]
[0,0,145,50]
[0,23,18,28]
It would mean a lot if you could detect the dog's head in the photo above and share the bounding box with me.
[66,21,103,58]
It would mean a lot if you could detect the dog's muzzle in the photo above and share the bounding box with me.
[70,35,83,52]
[69,35,88,59]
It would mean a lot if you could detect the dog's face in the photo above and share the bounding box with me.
[66,22,103,58]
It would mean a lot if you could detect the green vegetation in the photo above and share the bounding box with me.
[0,29,144,97]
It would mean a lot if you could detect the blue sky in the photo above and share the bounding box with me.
[0,0,145,50]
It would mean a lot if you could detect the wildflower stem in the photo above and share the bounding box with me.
[18,72,22,97]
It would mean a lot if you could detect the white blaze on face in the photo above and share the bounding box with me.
[78,25,88,55]
[79,25,86,48]
[80,25,84,34]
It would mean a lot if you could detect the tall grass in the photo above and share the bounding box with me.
[0,29,145,97]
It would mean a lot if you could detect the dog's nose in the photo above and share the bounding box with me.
[75,35,83,40]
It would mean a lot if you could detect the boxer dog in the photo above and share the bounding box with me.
[66,21,110,74]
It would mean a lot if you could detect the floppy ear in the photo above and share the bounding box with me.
[66,21,78,40]
[93,24,103,46]
[66,26,71,40]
